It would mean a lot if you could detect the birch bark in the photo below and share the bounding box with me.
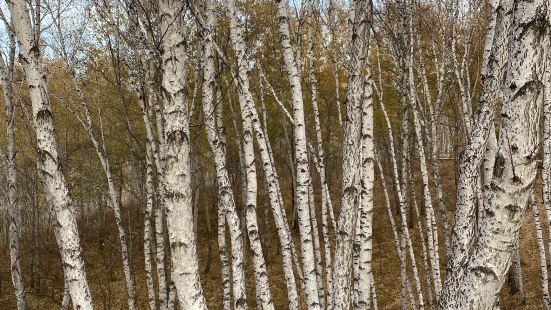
[143,111,157,310]
[332,1,372,309]
[64,65,136,310]
[275,2,320,307]
[224,0,299,307]
[440,0,511,305]
[305,3,335,304]
[0,17,27,310]
[542,25,551,295]
[158,1,207,308]
[378,65,424,309]
[407,7,441,297]
[353,58,375,310]
[7,1,93,308]
[199,2,249,307]
[440,0,549,307]
[530,193,551,309]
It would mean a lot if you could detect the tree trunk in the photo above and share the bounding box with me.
[159,0,207,308]
[7,1,92,308]
[353,58,375,309]
[224,0,299,307]
[440,0,511,305]
[200,3,250,307]
[332,1,372,309]
[531,193,551,309]
[275,1,320,308]
[0,21,27,310]
[440,0,549,307]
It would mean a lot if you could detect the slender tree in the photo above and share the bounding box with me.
[0,11,27,310]
[6,0,93,308]
[332,1,373,309]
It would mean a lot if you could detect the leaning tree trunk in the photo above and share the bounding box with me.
[127,9,171,305]
[440,0,511,305]
[378,66,424,309]
[147,68,170,310]
[0,23,27,310]
[6,0,92,308]
[440,0,549,308]
[67,68,136,310]
[407,7,441,298]
[135,87,158,310]
[159,1,207,308]
[543,24,551,298]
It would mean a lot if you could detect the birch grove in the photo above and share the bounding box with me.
[2,0,551,309]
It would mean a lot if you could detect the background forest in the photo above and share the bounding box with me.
[0,0,549,309]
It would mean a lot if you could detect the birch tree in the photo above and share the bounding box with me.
[353,58,375,309]
[0,11,27,309]
[332,1,373,309]
[441,0,512,304]
[199,1,250,307]
[45,3,137,305]
[223,0,299,307]
[440,0,549,307]
[275,1,320,307]
[158,1,207,308]
[531,193,550,309]
[6,0,93,308]
[305,2,335,304]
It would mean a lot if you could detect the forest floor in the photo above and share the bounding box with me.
[0,162,547,309]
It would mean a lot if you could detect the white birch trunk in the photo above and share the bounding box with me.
[407,8,441,297]
[60,277,71,310]
[353,60,375,310]
[224,0,299,307]
[143,116,157,310]
[259,69,337,232]
[531,193,551,309]
[131,60,160,310]
[128,16,171,306]
[305,3,336,305]
[440,0,549,307]
[308,178,325,309]
[416,36,450,256]
[7,1,92,308]
[375,155,408,309]
[0,22,27,310]
[332,1,372,309]
[200,3,248,307]
[159,1,207,308]
[440,0,511,305]
[149,81,170,310]
[409,169,435,307]
[218,205,232,310]
[378,71,424,309]
[410,68,442,301]
[542,26,551,303]
[508,239,525,304]
[65,66,136,310]
[275,2,320,307]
